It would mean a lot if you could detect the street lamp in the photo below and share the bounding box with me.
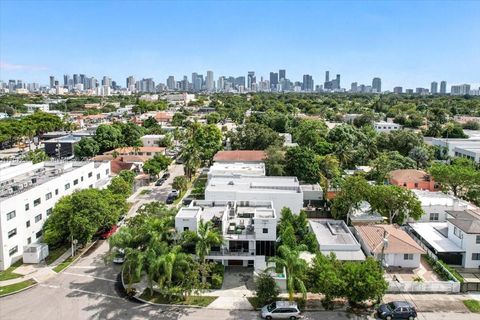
[71,239,78,256]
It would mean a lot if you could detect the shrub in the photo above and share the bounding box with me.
[211,274,223,289]
[255,272,279,306]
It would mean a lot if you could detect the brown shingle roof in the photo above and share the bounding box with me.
[213,150,266,162]
[388,169,430,183]
[355,225,425,254]
[447,209,480,233]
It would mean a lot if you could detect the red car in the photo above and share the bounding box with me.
[100,225,118,239]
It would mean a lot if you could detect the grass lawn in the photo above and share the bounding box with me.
[139,290,217,307]
[0,279,37,297]
[140,189,151,195]
[45,244,70,265]
[53,256,74,273]
[463,300,480,313]
[0,260,23,281]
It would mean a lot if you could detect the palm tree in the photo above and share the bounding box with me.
[268,244,308,302]
[195,220,223,262]
[122,248,145,292]
[182,142,201,180]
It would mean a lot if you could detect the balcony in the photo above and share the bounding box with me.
[208,248,256,256]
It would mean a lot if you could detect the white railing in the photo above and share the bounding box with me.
[387,280,460,293]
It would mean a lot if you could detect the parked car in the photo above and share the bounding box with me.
[182,197,194,206]
[170,189,179,197]
[113,248,125,264]
[100,225,118,239]
[161,172,171,179]
[377,301,417,320]
[155,178,166,186]
[261,301,301,320]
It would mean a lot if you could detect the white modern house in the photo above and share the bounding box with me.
[354,224,425,268]
[175,200,277,268]
[0,161,111,270]
[25,104,50,113]
[410,189,474,222]
[431,138,480,164]
[207,162,266,181]
[409,209,480,268]
[205,176,304,215]
[308,219,365,261]
[140,134,165,147]
[374,121,402,133]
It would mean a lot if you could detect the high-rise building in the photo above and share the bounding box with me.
[302,74,314,92]
[206,71,214,91]
[63,74,70,87]
[405,89,414,94]
[279,69,286,81]
[126,76,135,89]
[440,81,447,95]
[101,76,111,88]
[217,76,225,92]
[372,77,381,93]
[269,72,279,90]
[351,82,358,93]
[138,78,156,93]
[73,74,79,85]
[431,81,438,95]
[8,80,15,92]
[49,76,55,88]
[335,74,341,89]
[325,71,330,83]
[247,71,256,90]
[80,74,86,87]
[451,84,471,95]
[393,87,403,94]
[235,77,246,89]
[166,76,175,90]
[191,73,199,91]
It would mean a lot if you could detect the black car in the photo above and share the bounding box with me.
[155,178,166,186]
[377,301,417,320]
[161,172,171,179]
[165,192,177,204]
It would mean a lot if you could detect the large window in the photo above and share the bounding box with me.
[404,254,414,260]
[7,210,16,220]
[36,230,43,239]
[35,214,42,223]
[46,208,53,216]
[46,192,52,200]
[256,241,276,257]
[34,198,41,206]
[73,179,78,186]
[88,172,93,178]
[9,246,18,256]
[429,213,439,221]
[65,183,70,190]
[454,226,463,239]
[476,235,480,244]
[8,228,17,238]
[472,253,480,261]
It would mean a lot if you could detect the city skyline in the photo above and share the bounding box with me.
[1,1,479,89]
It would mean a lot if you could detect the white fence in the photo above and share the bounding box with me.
[388,280,460,293]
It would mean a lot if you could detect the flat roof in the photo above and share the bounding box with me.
[409,222,465,253]
[44,135,82,143]
[309,219,359,246]
[412,189,472,208]
[207,176,301,194]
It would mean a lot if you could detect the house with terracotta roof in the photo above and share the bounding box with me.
[104,146,166,158]
[354,224,425,268]
[213,150,266,163]
[388,169,439,192]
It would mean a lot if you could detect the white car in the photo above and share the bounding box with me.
[113,249,125,264]
[261,301,301,320]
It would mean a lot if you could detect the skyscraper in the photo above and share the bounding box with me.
[431,81,438,95]
[49,76,55,88]
[63,74,70,87]
[80,74,86,87]
[269,72,279,90]
[325,71,330,83]
[302,74,314,91]
[393,87,403,94]
[206,71,214,91]
[247,71,256,90]
[73,74,79,85]
[166,76,175,90]
[279,69,286,81]
[335,74,341,89]
[217,76,225,92]
[102,76,111,87]
[126,76,135,89]
[351,82,358,93]
[451,84,470,95]
[440,81,447,95]
[372,77,381,93]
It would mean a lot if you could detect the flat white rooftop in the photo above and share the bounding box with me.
[208,162,266,178]
[412,189,473,208]
[409,222,464,253]
[207,176,301,193]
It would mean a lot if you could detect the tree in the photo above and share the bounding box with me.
[95,125,123,153]
[368,151,416,182]
[194,124,223,162]
[21,149,49,164]
[255,272,280,306]
[74,137,100,158]
[268,244,308,302]
[172,175,188,192]
[194,220,223,285]
[265,146,285,176]
[143,154,172,179]
[429,159,479,197]
[341,258,388,306]
[116,122,145,147]
[368,185,423,224]
[292,119,328,150]
[307,253,345,309]
[118,170,136,186]
[284,146,320,183]
[377,130,423,156]
[108,176,133,198]
[408,146,431,169]
[229,122,283,150]
[331,175,371,221]
[442,122,468,138]
[181,142,201,179]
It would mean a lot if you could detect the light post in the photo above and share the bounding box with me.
[71,239,78,256]
[379,229,389,270]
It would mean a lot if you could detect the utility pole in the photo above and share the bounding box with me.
[379,229,389,270]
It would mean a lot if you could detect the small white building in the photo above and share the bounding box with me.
[0,161,111,270]
[205,176,304,215]
[309,219,365,261]
[374,121,402,133]
[411,189,473,222]
[25,104,50,113]
[140,134,165,147]
[431,137,480,163]
[175,200,276,268]
[354,224,425,268]
[208,162,266,180]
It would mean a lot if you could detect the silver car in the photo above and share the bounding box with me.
[261,301,301,320]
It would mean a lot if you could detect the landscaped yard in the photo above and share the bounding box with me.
[0,279,37,297]
[139,290,217,307]
[463,300,480,313]
[0,260,23,281]
[53,256,74,273]
[45,244,70,265]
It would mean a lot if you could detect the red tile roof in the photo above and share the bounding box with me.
[388,169,430,183]
[105,146,165,154]
[213,150,266,162]
[355,224,425,254]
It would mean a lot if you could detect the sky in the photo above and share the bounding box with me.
[0,0,479,90]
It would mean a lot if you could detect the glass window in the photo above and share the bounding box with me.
[81,176,84,182]
[8,228,17,238]
[65,183,70,190]
[25,203,29,211]
[35,214,42,223]
[472,253,480,261]
[26,220,30,228]
[404,254,414,260]
[73,179,78,185]
[46,192,52,200]
[430,213,439,221]
[184,227,189,231]
[27,237,31,245]
[97,173,100,180]
[9,246,18,256]
[46,208,53,216]
[55,189,59,195]
[36,230,42,239]
[7,210,16,220]
[476,235,480,244]
[34,198,41,206]
[105,169,109,175]
[454,226,463,239]
[88,172,93,178]
[263,228,268,234]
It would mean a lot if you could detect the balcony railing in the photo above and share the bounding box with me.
[208,249,256,256]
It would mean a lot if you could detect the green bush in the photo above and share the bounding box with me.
[211,274,223,289]
[254,272,280,307]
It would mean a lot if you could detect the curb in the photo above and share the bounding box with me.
[53,240,98,274]
[0,279,38,298]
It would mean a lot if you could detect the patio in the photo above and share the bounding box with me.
[384,256,441,282]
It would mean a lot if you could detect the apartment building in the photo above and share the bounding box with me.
[175,200,276,267]
[0,161,111,270]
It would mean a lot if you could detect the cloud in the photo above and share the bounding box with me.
[0,61,48,72]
